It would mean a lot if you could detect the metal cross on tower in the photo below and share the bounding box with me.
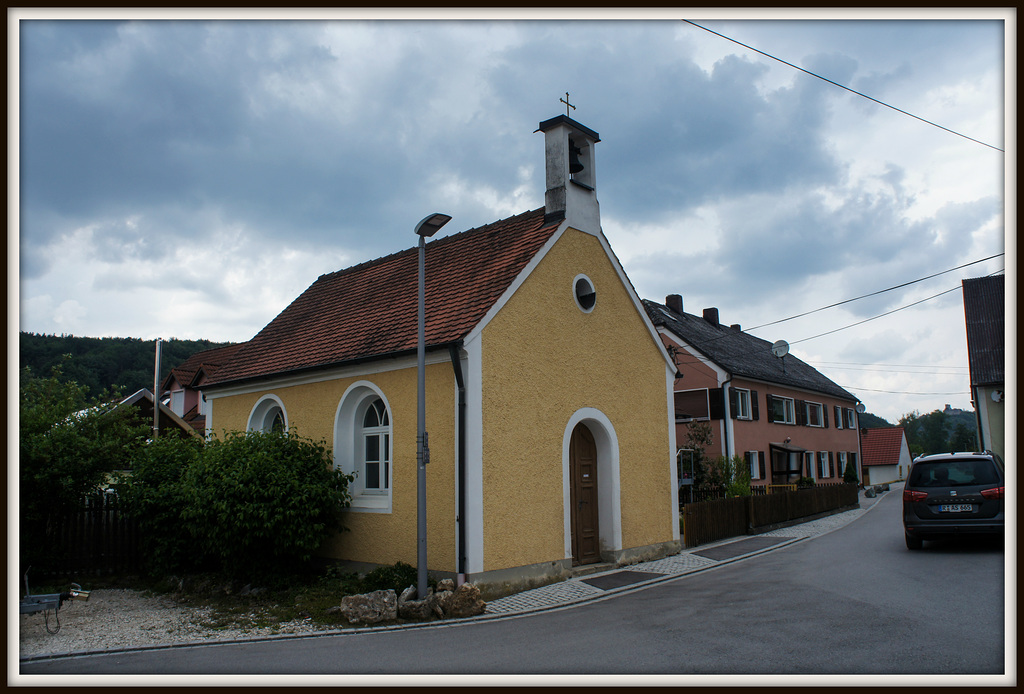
[560,92,576,116]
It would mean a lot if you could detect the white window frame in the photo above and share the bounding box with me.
[170,389,185,416]
[834,406,843,430]
[772,396,796,425]
[358,398,391,495]
[748,450,761,480]
[247,394,287,433]
[818,451,829,479]
[804,451,815,479]
[735,389,752,420]
[845,408,856,429]
[335,382,394,512]
[838,451,848,479]
[804,401,824,428]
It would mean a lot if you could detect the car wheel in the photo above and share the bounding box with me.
[905,532,923,550]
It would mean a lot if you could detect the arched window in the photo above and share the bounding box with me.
[248,395,287,433]
[335,383,393,512]
[359,397,391,492]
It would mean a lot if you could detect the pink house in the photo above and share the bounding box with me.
[161,343,245,435]
[645,295,863,488]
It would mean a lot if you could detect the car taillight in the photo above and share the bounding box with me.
[903,489,928,502]
[980,486,1004,500]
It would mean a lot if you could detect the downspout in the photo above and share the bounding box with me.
[448,342,468,585]
[721,376,732,461]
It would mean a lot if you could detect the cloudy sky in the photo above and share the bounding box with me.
[13,9,1011,423]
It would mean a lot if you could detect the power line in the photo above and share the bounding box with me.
[682,20,1004,153]
[790,285,963,345]
[840,385,971,396]
[745,254,1004,332]
[809,360,968,371]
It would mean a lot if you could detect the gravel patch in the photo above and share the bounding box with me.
[19,588,331,658]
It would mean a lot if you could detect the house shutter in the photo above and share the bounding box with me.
[708,388,725,420]
[828,451,835,477]
[759,452,766,481]
[822,405,829,429]
[728,388,739,419]
[796,400,806,426]
[766,394,775,423]
[750,390,759,421]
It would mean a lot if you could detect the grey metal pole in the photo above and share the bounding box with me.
[416,235,428,599]
[153,338,162,438]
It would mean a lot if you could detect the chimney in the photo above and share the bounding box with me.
[536,114,601,233]
[703,307,720,327]
[665,294,684,315]
[730,324,742,331]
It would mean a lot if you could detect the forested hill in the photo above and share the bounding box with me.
[19,332,235,399]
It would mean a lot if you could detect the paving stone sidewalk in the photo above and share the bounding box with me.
[485,487,892,616]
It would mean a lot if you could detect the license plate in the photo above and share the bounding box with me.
[939,504,973,513]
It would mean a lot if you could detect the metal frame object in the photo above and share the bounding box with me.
[20,569,90,634]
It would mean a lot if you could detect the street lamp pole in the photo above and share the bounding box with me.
[415,212,451,599]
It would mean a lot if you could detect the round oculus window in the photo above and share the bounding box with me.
[573,275,596,312]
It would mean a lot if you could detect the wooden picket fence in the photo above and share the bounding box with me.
[37,493,142,578]
[682,484,859,548]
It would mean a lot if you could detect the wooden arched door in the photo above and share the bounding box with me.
[569,423,600,565]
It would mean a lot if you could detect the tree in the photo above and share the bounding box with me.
[19,362,149,571]
[681,422,717,491]
[949,422,978,452]
[843,456,859,484]
[178,430,355,579]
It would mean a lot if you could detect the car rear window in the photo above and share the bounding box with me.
[909,459,999,487]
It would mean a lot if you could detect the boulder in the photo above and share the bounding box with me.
[436,578,456,593]
[338,589,397,625]
[864,487,877,498]
[448,582,487,618]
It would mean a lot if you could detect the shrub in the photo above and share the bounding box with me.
[843,457,859,484]
[358,561,431,595]
[180,430,354,579]
[123,434,206,575]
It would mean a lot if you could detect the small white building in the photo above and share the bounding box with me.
[859,427,912,485]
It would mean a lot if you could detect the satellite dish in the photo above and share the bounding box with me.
[771,340,790,358]
[856,403,866,413]
[992,390,1003,403]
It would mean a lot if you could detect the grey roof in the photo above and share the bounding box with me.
[962,275,1004,387]
[643,299,858,402]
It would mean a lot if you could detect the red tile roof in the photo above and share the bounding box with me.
[859,427,907,467]
[208,208,562,387]
[164,342,246,391]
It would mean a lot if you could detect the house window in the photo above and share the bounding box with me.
[818,451,829,479]
[335,382,394,512]
[360,398,391,493]
[845,408,856,429]
[170,389,185,416]
[770,395,796,425]
[834,406,843,430]
[573,274,596,313]
[248,395,287,433]
[748,450,762,480]
[804,451,815,478]
[804,402,824,427]
[734,389,752,420]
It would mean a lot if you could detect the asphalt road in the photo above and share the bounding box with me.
[20,488,1007,680]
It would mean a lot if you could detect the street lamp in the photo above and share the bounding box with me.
[415,212,451,599]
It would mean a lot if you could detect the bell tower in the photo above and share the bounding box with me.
[536,111,601,233]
